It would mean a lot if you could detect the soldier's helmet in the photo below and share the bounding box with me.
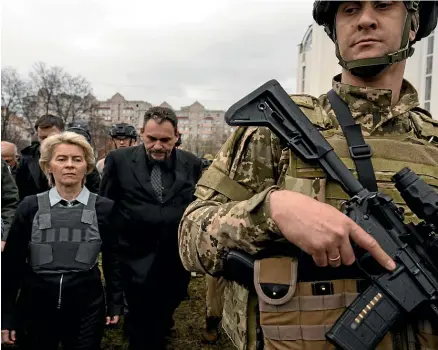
[313,1,438,77]
[109,123,138,140]
[67,124,92,144]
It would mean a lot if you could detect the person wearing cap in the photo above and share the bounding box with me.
[178,2,438,349]
[1,131,122,349]
[95,123,138,176]
[67,124,101,194]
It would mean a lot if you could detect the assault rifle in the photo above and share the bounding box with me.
[224,80,438,350]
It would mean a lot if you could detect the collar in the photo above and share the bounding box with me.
[49,186,90,207]
[331,74,420,119]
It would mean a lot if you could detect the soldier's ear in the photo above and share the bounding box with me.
[409,28,416,42]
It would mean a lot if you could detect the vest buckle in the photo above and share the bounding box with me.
[349,144,373,160]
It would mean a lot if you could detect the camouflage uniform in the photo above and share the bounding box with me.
[202,152,227,342]
[1,159,19,241]
[205,275,226,319]
[178,75,438,350]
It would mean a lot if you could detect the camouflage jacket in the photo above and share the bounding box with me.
[1,159,19,241]
[178,75,438,276]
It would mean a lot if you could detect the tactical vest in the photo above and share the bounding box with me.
[219,97,438,350]
[29,191,102,274]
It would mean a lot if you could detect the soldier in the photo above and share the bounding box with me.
[200,152,226,343]
[96,123,138,176]
[203,267,226,344]
[179,2,438,350]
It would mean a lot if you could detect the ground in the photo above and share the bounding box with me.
[101,274,235,350]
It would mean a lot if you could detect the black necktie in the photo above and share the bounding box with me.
[151,164,163,202]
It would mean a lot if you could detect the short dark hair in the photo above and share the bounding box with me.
[143,107,177,130]
[35,114,65,132]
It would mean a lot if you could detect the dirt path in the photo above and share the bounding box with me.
[101,274,235,350]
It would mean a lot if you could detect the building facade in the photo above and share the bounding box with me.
[296,24,340,98]
[297,22,437,120]
[93,94,232,157]
[175,101,235,156]
[94,93,153,129]
[404,30,437,117]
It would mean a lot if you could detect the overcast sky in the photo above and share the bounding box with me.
[2,0,314,110]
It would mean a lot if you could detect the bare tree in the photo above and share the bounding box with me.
[29,62,64,116]
[2,68,25,138]
[1,68,34,144]
[88,113,112,160]
[54,75,98,124]
[183,133,220,157]
[29,62,97,125]
[2,63,98,144]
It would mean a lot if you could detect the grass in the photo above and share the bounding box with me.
[101,274,235,350]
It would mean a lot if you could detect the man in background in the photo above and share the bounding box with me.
[1,159,19,251]
[1,141,19,179]
[96,123,138,176]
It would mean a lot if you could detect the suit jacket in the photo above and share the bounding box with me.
[16,142,101,200]
[100,145,202,252]
[99,145,202,288]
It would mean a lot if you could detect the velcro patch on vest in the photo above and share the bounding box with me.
[254,257,297,306]
[81,209,95,224]
[38,213,52,229]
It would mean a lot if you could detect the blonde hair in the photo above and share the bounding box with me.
[39,131,95,187]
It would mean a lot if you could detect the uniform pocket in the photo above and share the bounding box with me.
[29,243,53,267]
[75,241,102,266]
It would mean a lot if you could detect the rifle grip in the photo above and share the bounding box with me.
[326,284,402,350]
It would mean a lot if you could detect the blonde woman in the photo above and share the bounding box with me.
[1,132,122,350]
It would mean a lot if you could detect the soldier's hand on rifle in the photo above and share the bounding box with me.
[1,329,16,345]
[269,190,396,271]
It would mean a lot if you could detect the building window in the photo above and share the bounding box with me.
[425,76,432,101]
[427,34,434,55]
[300,26,313,53]
[301,66,306,92]
[424,31,434,111]
[426,56,433,75]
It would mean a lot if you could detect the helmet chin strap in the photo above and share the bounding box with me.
[335,1,418,78]
[335,44,415,78]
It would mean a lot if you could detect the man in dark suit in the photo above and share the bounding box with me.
[100,106,202,350]
[16,115,101,200]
